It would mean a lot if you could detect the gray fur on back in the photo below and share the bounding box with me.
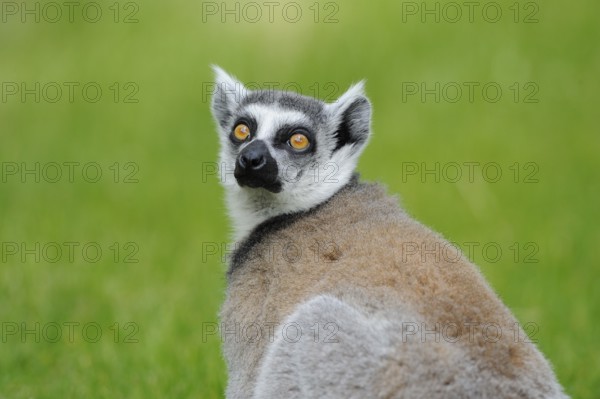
[221,181,568,399]
[253,294,567,399]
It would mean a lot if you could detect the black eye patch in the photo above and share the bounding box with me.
[272,124,317,154]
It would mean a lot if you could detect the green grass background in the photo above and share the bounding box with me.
[0,0,598,397]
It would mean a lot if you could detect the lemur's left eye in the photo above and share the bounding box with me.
[288,133,310,151]
[233,124,251,141]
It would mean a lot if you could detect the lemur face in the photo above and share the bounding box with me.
[219,90,332,194]
[211,67,372,202]
[211,67,372,240]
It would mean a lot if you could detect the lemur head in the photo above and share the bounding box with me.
[210,66,372,241]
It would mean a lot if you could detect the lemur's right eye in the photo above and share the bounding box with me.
[233,124,251,141]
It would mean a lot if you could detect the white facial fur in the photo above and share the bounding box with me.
[210,66,371,242]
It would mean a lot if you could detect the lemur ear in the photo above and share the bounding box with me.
[327,81,372,152]
[211,65,248,129]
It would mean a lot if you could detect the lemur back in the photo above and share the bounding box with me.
[221,178,566,398]
[210,67,568,398]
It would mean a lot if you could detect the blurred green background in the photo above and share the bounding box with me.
[0,0,598,397]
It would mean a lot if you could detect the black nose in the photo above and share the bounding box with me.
[238,147,266,171]
[234,140,281,193]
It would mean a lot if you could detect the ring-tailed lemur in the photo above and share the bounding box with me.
[210,66,568,399]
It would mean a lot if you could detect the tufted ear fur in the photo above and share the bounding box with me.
[327,81,372,152]
[211,65,249,129]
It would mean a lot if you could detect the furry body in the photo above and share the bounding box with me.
[221,177,567,398]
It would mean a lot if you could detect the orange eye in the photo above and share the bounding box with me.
[233,124,250,141]
[289,133,310,151]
